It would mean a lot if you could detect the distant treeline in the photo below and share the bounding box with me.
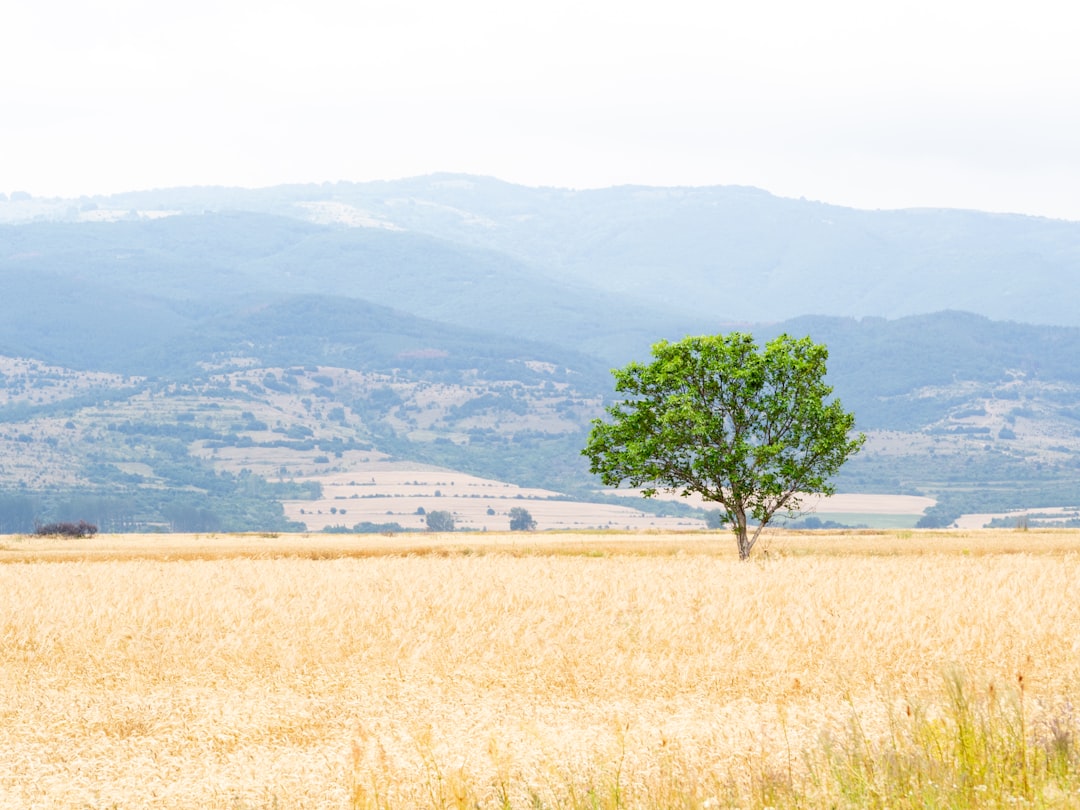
[0,465,322,534]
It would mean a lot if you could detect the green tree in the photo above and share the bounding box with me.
[583,333,864,559]
[425,510,455,532]
[508,506,536,531]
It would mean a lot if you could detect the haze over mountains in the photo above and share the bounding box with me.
[2,175,1080,532]
[6,173,1079,335]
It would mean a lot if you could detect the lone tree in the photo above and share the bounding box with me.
[508,507,537,531]
[425,510,455,532]
[583,333,864,559]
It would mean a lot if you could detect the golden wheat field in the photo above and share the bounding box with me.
[1,529,1079,808]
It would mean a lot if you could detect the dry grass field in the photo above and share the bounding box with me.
[1,529,1079,808]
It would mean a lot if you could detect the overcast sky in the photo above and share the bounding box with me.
[3,0,1079,219]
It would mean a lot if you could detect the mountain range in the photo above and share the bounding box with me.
[2,175,1079,531]
[8,173,1080,333]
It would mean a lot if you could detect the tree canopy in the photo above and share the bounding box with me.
[425,510,456,532]
[583,333,864,559]
[508,507,537,531]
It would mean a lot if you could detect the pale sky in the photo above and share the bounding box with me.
[3,0,1079,219]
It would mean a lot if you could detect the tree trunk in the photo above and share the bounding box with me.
[734,509,751,560]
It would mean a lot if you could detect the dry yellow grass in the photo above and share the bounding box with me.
[1,530,1078,807]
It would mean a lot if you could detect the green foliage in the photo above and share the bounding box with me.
[584,333,864,559]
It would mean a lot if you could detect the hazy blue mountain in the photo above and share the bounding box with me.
[22,173,1078,329]
[0,213,712,367]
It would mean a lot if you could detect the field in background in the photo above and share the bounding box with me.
[1,529,1078,808]
[280,468,708,533]
[279,464,940,532]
